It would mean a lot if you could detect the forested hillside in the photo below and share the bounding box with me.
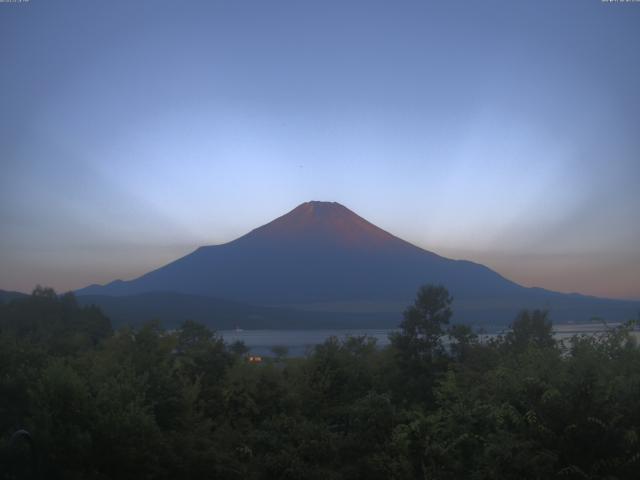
[1,287,639,479]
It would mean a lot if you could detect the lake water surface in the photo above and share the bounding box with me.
[220,323,637,357]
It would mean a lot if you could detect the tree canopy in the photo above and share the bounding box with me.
[1,285,639,479]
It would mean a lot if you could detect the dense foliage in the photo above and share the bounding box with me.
[1,285,639,479]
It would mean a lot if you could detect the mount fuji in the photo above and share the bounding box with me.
[76,201,639,328]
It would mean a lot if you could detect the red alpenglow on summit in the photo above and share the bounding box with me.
[246,201,403,248]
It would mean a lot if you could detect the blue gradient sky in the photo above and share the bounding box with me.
[1,0,639,299]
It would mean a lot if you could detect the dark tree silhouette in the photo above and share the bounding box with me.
[390,284,453,361]
[506,309,554,350]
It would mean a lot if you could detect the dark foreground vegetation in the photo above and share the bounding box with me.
[1,286,639,479]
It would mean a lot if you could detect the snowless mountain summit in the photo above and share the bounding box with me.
[76,201,639,325]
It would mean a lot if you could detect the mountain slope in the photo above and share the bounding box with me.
[0,289,29,303]
[76,292,394,330]
[76,201,639,326]
[77,201,522,302]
